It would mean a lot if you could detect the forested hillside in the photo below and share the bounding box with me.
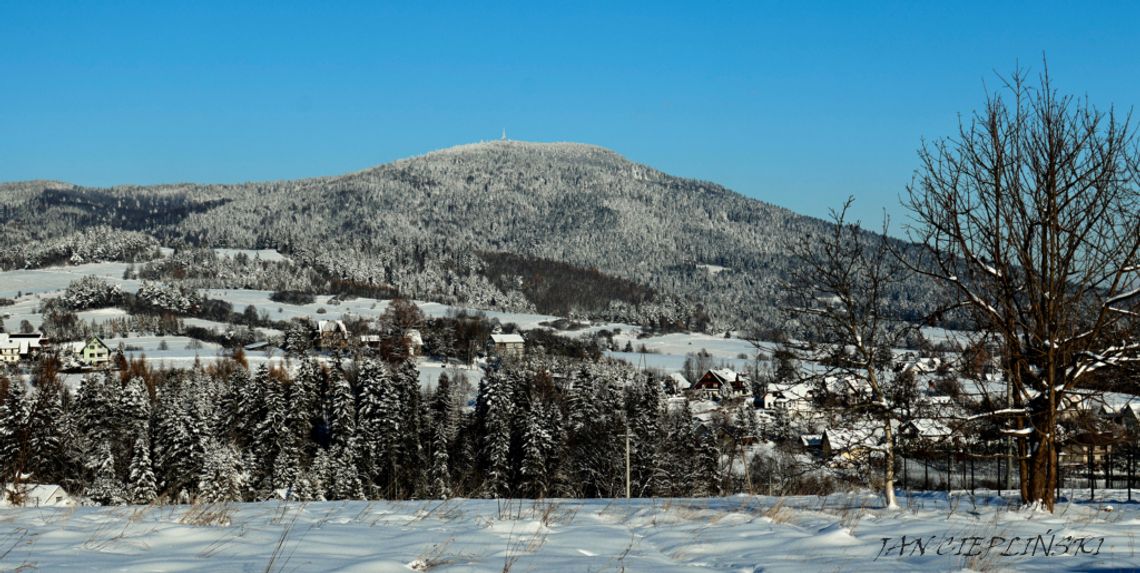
[0,141,944,332]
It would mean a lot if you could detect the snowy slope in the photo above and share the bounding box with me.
[1,492,1132,572]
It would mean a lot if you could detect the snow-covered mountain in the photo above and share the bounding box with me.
[0,141,939,332]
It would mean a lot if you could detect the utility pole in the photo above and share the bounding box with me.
[625,422,631,499]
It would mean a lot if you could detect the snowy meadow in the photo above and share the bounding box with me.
[2,492,1135,572]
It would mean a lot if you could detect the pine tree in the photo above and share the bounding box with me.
[693,427,722,497]
[393,360,426,497]
[0,378,31,481]
[624,375,662,497]
[520,400,557,498]
[326,367,356,449]
[198,439,246,502]
[27,377,68,484]
[86,440,125,505]
[655,401,696,496]
[427,372,456,498]
[355,359,401,497]
[477,368,515,498]
[127,435,157,503]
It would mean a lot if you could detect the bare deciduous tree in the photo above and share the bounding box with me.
[905,65,1140,510]
[786,198,911,508]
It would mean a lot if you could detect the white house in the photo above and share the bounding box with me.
[761,382,815,412]
[80,336,111,367]
[0,483,75,507]
[0,332,45,363]
[0,337,19,363]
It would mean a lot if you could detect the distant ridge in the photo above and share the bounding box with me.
[0,140,936,332]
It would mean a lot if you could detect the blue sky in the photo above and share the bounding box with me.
[2,1,1138,226]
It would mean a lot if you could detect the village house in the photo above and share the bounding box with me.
[899,418,954,444]
[666,372,691,394]
[0,337,18,363]
[821,425,885,463]
[0,483,75,507]
[488,332,525,358]
[689,368,751,401]
[404,329,424,357]
[0,332,45,363]
[79,336,111,367]
[1106,402,1140,430]
[317,320,349,349]
[760,382,815,413]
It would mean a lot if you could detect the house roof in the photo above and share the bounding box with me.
[85,336,109,350]
[317,320,347,333]
[903,418,953,439]
[824,424,888,452]
[694,368,750,391]
[1,483,73,507]
[668,372,691,390]
[490,333,525,344]
[768,382,813,401]
[404,329,423,345]
[0,333,43,355]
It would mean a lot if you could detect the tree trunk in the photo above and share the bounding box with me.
[883,420,897,509]
[1024,425,1057,510]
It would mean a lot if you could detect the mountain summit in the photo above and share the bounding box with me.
[0,141,929,332]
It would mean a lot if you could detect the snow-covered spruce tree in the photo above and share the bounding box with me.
[326,366,357,450]
[393,360,426,497]
[86,439,125,505]
[624,374,662,497]
[118,377,151,442]
[127,435,158,504]
[249,366,303,496]
[520,397,563,499]
[69,373,121,494]
[476,367,516,498]
[26,375,69,484]
[197,439,246,503]
[0,378,31,481]
[784,197,910,509]
[355,359,403,498]
[692,428,723,497]
[427,372,456,498]
[905,67,1140,510]
[562,364,627,497]
[152,377,207,499]
[219,366,258,455]
[655,400,696,497]
[327,437,366,500]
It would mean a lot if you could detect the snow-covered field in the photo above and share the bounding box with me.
[2,492,1135,572]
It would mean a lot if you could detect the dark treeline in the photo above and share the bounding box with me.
[0,354,732,504]
[479,252,656,317]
